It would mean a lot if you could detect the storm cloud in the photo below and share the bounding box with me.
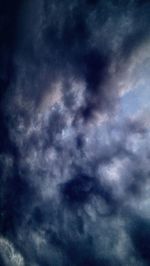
[0,0,150,265]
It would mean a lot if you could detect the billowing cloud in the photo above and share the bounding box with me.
[0,0,150,265]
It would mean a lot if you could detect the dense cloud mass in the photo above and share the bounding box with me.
[0,0,150,265]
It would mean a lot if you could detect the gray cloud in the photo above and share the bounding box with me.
[0,0,150,265]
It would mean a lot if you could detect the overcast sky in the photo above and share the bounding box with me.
[0,1,150,265]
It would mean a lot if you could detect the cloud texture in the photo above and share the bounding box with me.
[0,0,150,265]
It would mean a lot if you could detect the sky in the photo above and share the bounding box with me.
[0,0,150,265]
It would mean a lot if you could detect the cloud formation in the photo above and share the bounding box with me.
[0,0,150,265]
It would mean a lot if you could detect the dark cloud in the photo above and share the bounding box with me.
[129,215,150,265]
[0,0,20,85]
[61,174,98,204]
[0,0,150,265]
